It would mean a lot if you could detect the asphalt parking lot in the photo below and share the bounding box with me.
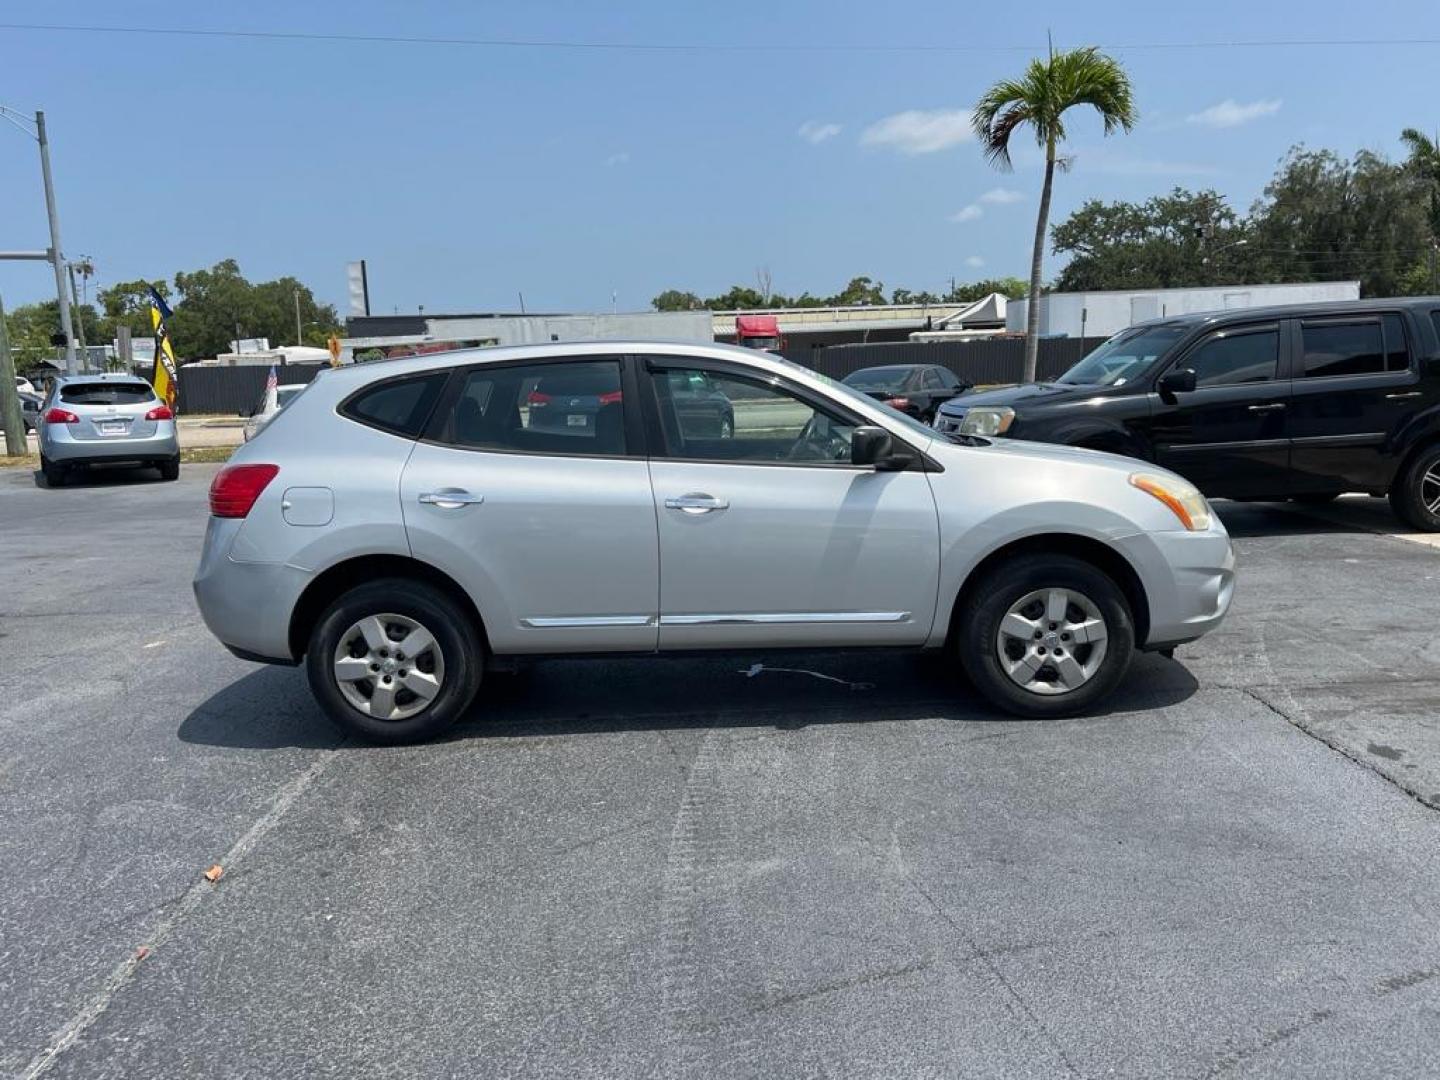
[3,463,1440,1079]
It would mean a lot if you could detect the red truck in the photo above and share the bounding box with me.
[734,314,783,352]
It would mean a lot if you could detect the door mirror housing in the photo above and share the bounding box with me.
[852,425,900,469]
[1158,369,1197,397]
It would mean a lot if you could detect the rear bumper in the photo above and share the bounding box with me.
[42,424,179,464]
[1112,528,1236,649]
[193,517,311,662]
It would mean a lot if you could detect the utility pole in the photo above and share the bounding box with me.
[67,262,86,359]
[294,289,303,346]
[35,112,77,375]
[0,291,27,456]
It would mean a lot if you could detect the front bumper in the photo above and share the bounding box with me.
[1112,528,1235,649]
[41,423,179,464]
[192,517,311,663]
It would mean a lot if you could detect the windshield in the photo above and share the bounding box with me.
[1056,325,1188,387]
[843,368,909,391]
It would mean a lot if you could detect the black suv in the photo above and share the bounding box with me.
[933,299,1440,530]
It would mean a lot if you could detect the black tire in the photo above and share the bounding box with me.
[1389,444,1440,531]
[305,577,485,744]
[1291,492,1340,505]
[40,455,67,488]
[158,455,180,481]
[956,553,1135,718]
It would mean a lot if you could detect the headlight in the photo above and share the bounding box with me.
[958,407,1015,437]
[1129,472,1213,531]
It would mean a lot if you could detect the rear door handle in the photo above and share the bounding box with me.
[1248,403,1287,413]
[664,493,729,514]
[1386,391,1423,400]
[419,490,484,509]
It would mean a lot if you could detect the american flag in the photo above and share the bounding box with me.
[265,364,278,396]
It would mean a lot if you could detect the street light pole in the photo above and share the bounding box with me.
[294,289,302,346]
[35,112,77,375]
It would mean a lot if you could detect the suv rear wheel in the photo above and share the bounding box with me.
[158,455,180,481]
[1390,444,1440,532]
[957,554,1135,718]
[305,577,484,744]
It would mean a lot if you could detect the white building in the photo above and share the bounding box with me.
[1007,281,1362,340]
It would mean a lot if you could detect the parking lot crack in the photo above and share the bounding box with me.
[18,748,342,1080]
[1240,685,1439,814]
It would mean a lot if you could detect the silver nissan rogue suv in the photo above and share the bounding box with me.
[194,341,1234,743]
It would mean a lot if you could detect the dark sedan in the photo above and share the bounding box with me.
[842,365,971,422]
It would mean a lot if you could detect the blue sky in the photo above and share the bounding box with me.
[1,1,1436,317]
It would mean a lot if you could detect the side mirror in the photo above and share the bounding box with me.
[851,425,896,468]
[1158,369,1197,397]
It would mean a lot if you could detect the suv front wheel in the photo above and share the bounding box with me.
[1390,444,1440,532]
[306,578,485,744]
[957,554,1136,718]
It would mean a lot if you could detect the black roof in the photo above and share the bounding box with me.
[1138,296,1440,331]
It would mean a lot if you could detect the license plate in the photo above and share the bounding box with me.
[99,421,128,435]
[566,414,588,427]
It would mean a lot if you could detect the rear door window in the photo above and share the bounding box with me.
[59,382,155,405]
[1301,320,1387,378]
[440,359,628,457]
[341,372,448,437]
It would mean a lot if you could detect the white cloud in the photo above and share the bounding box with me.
[965,256,986,268]
[861,108,972,154]
[979,187,1024,205]
[948,205,983,224]
[1186,98,1282,129]
[797,120,842,144]
[605,152,630,166]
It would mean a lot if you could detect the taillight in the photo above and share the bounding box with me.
[598,390,623,405]
[209,464,280,518]
[44,407,79,424]
[884,397,910,410]
[145,404,174,421]
[527,390,551,406]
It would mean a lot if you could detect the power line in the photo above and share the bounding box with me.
[1,21,1439,55]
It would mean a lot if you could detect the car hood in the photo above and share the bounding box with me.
[937,381,1103,414]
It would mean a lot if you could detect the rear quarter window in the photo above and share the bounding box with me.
[340,372,448,437]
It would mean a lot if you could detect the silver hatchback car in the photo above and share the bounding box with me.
[38,374,179,485]
[194,342,1234,743]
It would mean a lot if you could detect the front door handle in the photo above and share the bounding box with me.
[419,489,484,509]
[664,493,729,514]
[1386,391,1423,400]
[1248,403,1287,413]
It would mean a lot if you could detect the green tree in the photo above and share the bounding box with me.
[974,45,1137,381]
[1051,190,1247,291]
[945,277,1031,303]
[96,278,171,342]
[3,300,103,367]
[652,289,703,311]
[704,285,768,310]
[1247,147,1430,296]
[831,276,886,306]
[1400,127,1440,237]
[167,260,340,358]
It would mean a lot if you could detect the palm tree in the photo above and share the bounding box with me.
[1400,127,1440,235]
[973,46,1137,382]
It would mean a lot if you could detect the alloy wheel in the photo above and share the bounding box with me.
[1422,463,1440,516]
[332,613,446,721]
[995,588,1108,696]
